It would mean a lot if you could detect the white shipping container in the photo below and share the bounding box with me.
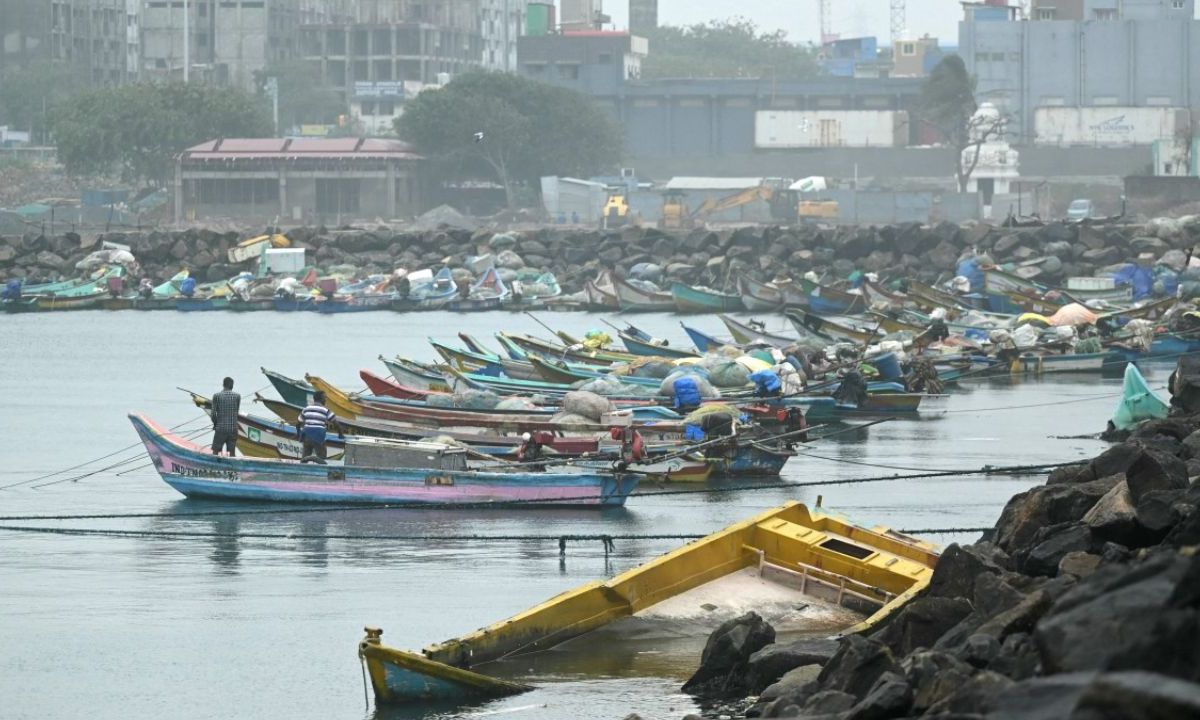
[265,248,305,273]
[755,111,908,149]
[1034,107,1187,147]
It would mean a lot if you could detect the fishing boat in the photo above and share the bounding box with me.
[2,266,125,312]
[983,268,1133,308]
[1011,351,1129,375]
[262,367,317,406]
[392,268,460,311]
[737,275,811,311]
[806,283,866,316]
[786,308,881,345]
[359,501,939,704]
[584,270,620,310]
[316,292,397,313]
[500,332,635,366]
[176,295,230,312]
[506,272,562,309]
[618,330,700,359]
[681,323,733,353]
[228,296,276,312]
[380,356,453,393]
[613,276,675,312]
[671,282,744,313]
[442,268,509,312]
[131,413,638,506]
[719,314,802,349]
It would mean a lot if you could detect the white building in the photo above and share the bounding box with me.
[963,103,1020,216]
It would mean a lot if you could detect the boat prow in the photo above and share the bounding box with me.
[359,501,939,705]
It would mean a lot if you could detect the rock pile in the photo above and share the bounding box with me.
[3,217,1200,291]
[681,371,1200,718]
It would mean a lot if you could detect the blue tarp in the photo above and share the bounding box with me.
[1112,264,1153,300]
[956,258,984,293]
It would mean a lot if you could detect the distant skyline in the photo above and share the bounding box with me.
[605,0,964,46]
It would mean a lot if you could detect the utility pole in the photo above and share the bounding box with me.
[183,0,190,82]
[266,77,280,135]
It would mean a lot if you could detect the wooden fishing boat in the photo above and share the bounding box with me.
[131,414,638,506]
[525,355,657,388]
[359,501,940,704]
[584,270,620,310]
[806,282,866,316]
[500,332,635,366]
[3,266,125,312]
[176,296,230,312]
[261,367,316,406]
[273,295,318,311]
[681,323,733,353]
[379,356,453,393]
[671,282,744,313]
[786,308,881,344]
[1011,351,1129,375]
[613,276,675,312]
[227,297,276,312]
[859,281,914,309]
[317,292,397,313]
[506,273,562,309]
[737,275,810,311]
[458,333,497,356]
[719,314,801,349]
[618,331,700,359]
[392,268,459,311]
[983,268,1133,307]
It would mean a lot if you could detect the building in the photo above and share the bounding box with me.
[960,4,1200,143]
[518,30,647,95]
[0,0,140,84]
[891,35,942,78]
[820,37,882,78]
[628,0,658,36]
[141,0,300,88]
[175,137,424,223]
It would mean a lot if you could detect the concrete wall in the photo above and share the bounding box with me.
[1124,175,1200,215]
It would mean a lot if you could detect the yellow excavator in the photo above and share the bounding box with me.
[660,185,777,229]
[602,192,630,228]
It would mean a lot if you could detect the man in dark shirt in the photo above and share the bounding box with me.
[211,377,241,456]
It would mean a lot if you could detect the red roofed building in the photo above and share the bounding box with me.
[174,137,424,224]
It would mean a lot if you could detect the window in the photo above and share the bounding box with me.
[1172,0,1185,9]
[901,43,915,56]
[557,64,579,79]
[1035,8,1056,19]
[597,52,612,64]
[360,100,376,115]
[975,52,989,63]
[1092,95,1118,106]
[1093,8,1116,19]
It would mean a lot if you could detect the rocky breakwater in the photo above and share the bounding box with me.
[3,216,1200,291]
[679,414,1200,717]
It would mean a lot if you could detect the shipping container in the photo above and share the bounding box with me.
[754,111,909,149]
[1034,107,1189,147]
[526,2,555,36]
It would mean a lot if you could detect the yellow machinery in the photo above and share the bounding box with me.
[602,193,629,228]
[799,200,840,221]
[659,190,691,229]
[660,184,776,228]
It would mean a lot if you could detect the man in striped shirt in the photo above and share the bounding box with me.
[296,391,341,464]
[211,377,240,456]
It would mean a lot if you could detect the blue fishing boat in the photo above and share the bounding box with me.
[442,268,510,312]
[806,284,866,315]
[681,323,732,352]
[617,331,699,359]
[671,282,745,313]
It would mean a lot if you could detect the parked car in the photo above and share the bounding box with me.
[1067,198,1095,221]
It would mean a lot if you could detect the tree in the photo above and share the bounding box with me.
[253,61,346,131]
[52,82,273,186]
[641,18,819,81]
[0,62,88,142]
[918,54,1007,192]
[396,71,622,208]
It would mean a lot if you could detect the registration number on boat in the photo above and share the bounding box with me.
[171,462,240,481]
[425,474,454,486]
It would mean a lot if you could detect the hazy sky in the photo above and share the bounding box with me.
[604,0,965,47]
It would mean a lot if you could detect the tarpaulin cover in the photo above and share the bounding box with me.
[1112,363,1168,430]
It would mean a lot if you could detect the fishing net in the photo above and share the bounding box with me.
[684,403,740,425]
[562,391,615,421]
[495,397,539,411]
[660,370,720,398]
[576,375,643,396]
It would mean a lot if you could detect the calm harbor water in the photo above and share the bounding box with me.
[0,310,1139,719]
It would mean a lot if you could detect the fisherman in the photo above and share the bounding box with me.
[180,275,197,298]
[210,377,241,457]
[517,431,548,467]
[137,278,155,300]
[296,391,341,464]
[1,278,21,301]
[832,369,869,408]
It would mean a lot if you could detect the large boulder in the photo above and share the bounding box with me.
[1125,448,1189,504]
[871,595,974,656]
[817,635,902,699]
[994,476,1120,554]
[1019,523,1096,576]
[745,638,839,694]
[925,542,1008,600]
[1083,478,1140,545]
[681,611,776,698]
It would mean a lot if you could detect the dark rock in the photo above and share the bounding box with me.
[1125,448,1189,504]
[1136,489,1186,537]
[1083,478,1140,545]
[961,633,1001,668]
[987,672,1099,720]
[991,631,1041,681]
[818,635,902,699]
[993,234,1023,255]
[34,250,65,269]
[1058,551,1103,578]
[746,638,840,694]
[846,672,912,720]
[798,689,857,715]
[926,543,1007,599]
[903,649,973,711]
[975,589,1053,641]
[872,595,973,656]
[1020,524,1095,576]
[1074,671,1200,720]
[994,476,1120,554]
[925,669,1014,715]
[1035,552,1198,678]
[682,611,776,698]
[926,239,960,270]
[1164,508,1200,547]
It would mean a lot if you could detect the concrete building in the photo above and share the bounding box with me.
[820,37,882,78]
[891,35,942,78]
[518,30,646,95]
[0,0,140,83]
[960,8,1200,143]
[175,137,424,223]
[141,0,299,89]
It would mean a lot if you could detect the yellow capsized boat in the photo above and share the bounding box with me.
[359,501,939,704]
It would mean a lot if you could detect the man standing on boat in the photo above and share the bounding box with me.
[297,391,341,464]
[211,377,240,456]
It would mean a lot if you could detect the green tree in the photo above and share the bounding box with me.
[918,54,1006,191]
[53,82,273,186]
[641,18,818,81]
[254,61,346,131]
[0,62,88,142]
[396,71,622,208]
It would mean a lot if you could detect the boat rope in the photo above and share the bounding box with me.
[938,384,1168,414]
[0,525,990,545]
[0,458,1086,523]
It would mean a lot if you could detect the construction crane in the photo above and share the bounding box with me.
[818,1,908,46]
